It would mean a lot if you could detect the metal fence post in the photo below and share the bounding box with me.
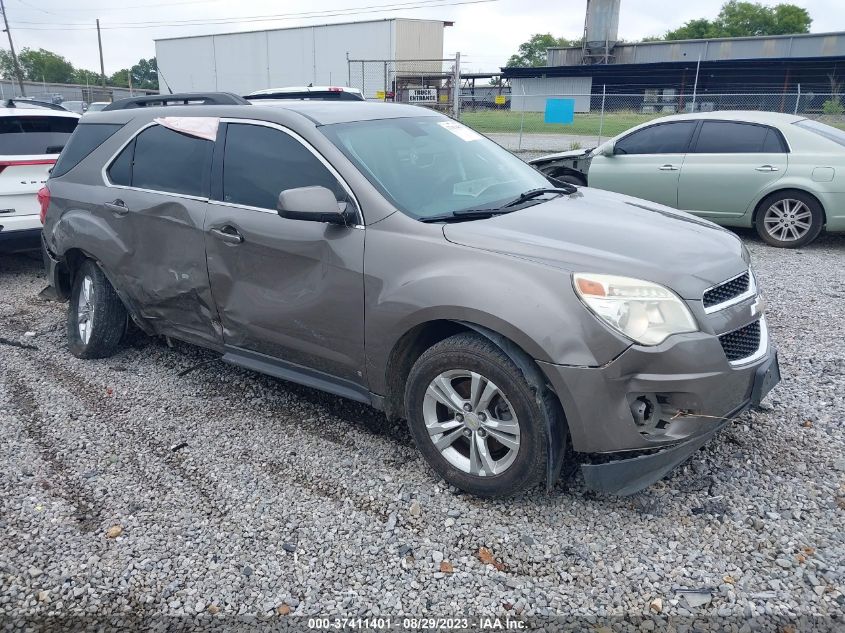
[452,52,461,119]
[598,84,606,145]
[383,61,388,101]
[794,83,801,115]
[518,85,526,152]
[361,61,365,97]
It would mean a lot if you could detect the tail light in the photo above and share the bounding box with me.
[38,185,51,224]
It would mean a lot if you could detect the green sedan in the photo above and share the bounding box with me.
[530,111,845,248]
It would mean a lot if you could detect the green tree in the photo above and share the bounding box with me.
[73,68,101,85]
[664,1,810,41]
[506,33,580,67]
[0,49,18,80]
[130,57,158,90]
[17,48,75,83]
[108,68,130,88]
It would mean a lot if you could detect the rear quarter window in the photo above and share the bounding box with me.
[0,115,78,155]
[51,123,123,178]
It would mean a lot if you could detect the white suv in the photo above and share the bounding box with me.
[0,105,80,252]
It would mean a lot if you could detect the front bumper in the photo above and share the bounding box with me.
[539,325,780,495]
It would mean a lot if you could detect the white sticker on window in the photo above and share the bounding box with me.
[154,116,219,141]
[438,120,482,142]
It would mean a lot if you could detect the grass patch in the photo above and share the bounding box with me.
[460,110,664,137]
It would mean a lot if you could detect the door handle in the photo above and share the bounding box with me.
[755,165,779,172]
[104,199,128,215]
[209,225,244,244]
[658,164,679,171]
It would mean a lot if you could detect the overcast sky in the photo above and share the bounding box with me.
[5,0,845,75]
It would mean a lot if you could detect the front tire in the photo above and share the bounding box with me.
[404,333,547,497]
[67,259,127,359]
[754,190,823,248]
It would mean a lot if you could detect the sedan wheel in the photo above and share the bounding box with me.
[423,369,521,477]
[755,191,823,248]
[762,198,812,243]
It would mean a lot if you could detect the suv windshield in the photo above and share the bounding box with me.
[794,119,845,147]
[320,116,549,219]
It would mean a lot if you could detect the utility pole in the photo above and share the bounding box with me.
[96,19,106,89]
[0,0,26,96]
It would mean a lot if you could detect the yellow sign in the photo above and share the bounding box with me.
[375,90,386,100]
[494,95,506,105]
[439,94,449,103]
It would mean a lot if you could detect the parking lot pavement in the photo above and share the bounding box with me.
[0,233,843,627]
[487,132,599,154]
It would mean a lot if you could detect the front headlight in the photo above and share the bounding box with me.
[573,273,698,346]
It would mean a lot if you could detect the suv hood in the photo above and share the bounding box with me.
[442,188,746,300]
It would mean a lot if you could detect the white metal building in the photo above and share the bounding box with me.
[509,77,593,112]
[155,18,447,95]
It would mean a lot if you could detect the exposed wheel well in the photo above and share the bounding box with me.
[382,320,469,420]
[752,188,827,224]
[54,248,88,298]
[543,165,587,186]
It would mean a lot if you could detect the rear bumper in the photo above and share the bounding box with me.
[539,330,780,495]
[0,227,41,253]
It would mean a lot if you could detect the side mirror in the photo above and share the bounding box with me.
[277,186,351,225]
[597,141,615,157]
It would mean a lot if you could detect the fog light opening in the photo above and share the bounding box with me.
[631,396,654,426]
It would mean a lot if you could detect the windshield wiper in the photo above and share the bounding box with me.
[418,208,515,223]
[500,186,577,209]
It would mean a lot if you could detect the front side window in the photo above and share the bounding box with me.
[222,123,349,210]
[614,121,697,155]
[106,124,212,197]
[320,116,549,219]
[694,121,785,153]
[0,115,78,155]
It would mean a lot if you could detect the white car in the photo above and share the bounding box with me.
[245,86,364,101]
[86,102,110,113]
[0,106,80,252]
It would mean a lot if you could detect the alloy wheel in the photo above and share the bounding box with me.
[763,199,813,243]
[77,275,94,344]
[422,369,521,477]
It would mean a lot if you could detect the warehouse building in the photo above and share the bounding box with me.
[155,18,449,95]
[504,31,845,113]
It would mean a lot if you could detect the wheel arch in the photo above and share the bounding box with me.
[751,187,827,225]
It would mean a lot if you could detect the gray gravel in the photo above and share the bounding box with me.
[0,231,843,629]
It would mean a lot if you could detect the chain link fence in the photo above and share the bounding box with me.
[0,78,153,108]
[457,89,845,154]
[347,56,461,116]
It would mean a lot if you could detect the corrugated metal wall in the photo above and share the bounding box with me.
[509,77,593,112]
[546,32,845,67]
[155,19,444,94]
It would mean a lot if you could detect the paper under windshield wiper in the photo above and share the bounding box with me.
[418,208,515,223]
[500,186,576,208]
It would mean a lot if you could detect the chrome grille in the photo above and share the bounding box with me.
[719,320,761,362]
[704,272,751,309]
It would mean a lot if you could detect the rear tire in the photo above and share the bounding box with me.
[67,259,127,359]
[404,332,547,497]
[754,190,823,248]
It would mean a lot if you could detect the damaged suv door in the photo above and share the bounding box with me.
[204,121,366,390]
[103,121,220,346]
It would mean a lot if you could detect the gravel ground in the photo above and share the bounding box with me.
[0,231,844,631]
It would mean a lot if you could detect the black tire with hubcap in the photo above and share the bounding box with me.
[404,332,548,497]
[67,259,127,359]
[754,190,823,248]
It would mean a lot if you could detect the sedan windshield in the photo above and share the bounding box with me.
[320,116,550,219]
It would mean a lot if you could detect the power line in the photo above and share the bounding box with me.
[8,0,498,30]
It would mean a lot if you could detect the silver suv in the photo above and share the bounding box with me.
[40,93,780,497]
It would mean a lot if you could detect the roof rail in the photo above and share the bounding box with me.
[102,92,250,111]
[4,98,69,111]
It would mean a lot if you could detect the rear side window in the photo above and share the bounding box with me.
[0,115,78,155]
[694,121,786,153]
[614,121,696,155]
[52,123,123,178]
[107,124,212,197]
[222,123,348,210]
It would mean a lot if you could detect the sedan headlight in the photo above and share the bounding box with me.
[573,273,698,346]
